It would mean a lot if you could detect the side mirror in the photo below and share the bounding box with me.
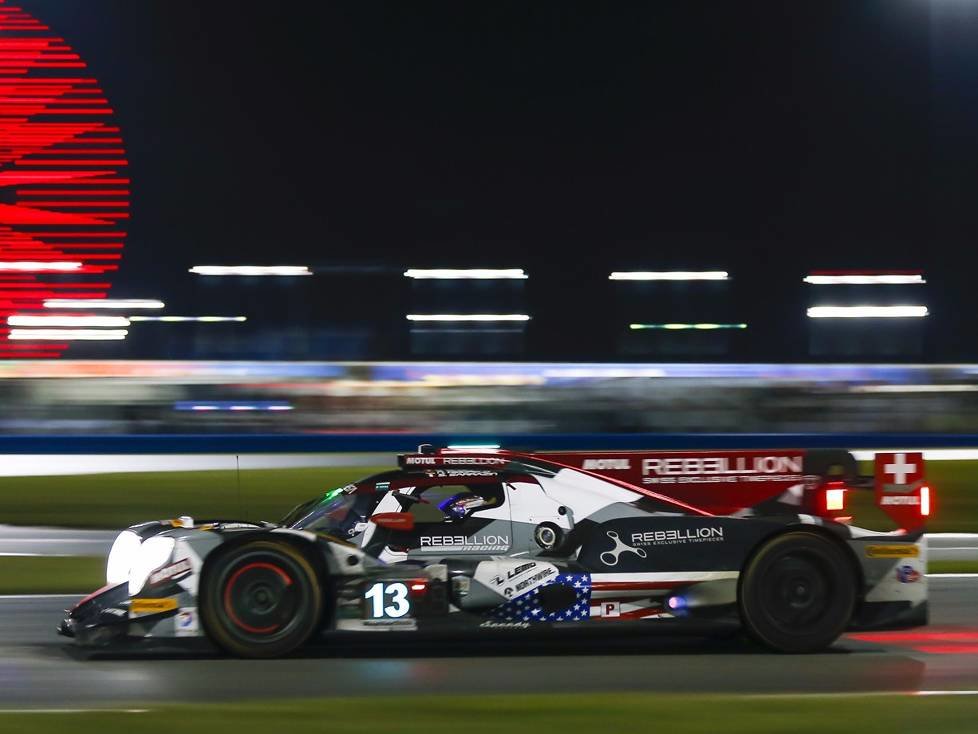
[370,512,415,531]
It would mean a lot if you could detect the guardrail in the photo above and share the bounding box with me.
[2,433,978,454]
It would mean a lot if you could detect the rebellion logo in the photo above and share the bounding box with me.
[419,535,509,551]
[642,456,803,476]
[630,527,725,547]
[404,456,507,466]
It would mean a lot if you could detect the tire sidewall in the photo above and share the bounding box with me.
[200,539,324,658]
[739,531,856,653]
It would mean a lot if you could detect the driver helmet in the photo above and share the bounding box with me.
[439,492,492,520]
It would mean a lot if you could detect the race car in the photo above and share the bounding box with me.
[60,445,930,657]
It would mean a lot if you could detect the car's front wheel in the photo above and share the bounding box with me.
[739,531,856,653]
[200,540,324,658]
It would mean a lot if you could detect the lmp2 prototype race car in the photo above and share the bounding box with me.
[61,445,931,657]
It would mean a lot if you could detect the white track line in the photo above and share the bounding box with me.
[0,539,109,543]
[915,690,978,696]
[744,690,978,700]
[0,709,148,714]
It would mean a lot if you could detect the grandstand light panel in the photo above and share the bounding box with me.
[807,306,929,318]
[128,316,247,322]
[406,314,531,322]
[43,299,164,310]
[804,274,926,285]
[0,261,82,272]
[404,269,528,279]
[609,271,729,281]
[188,266,311,276]
[8,315,130,327]
[629,323,747,330]
[9,328,128,340]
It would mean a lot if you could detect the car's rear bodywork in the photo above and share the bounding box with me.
[61,446,930,653]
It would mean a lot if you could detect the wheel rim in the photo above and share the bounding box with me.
[759,551,832,632]
[222,557,301,638]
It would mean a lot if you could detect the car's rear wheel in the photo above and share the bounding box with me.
[200,540,324,658]
[739,531,856,653]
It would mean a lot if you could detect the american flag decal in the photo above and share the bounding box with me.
[490,573,591,622]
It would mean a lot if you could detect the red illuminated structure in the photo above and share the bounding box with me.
[0,1,128,358]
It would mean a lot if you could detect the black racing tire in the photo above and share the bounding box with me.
[200,540,324,658]
[738,531,856,653]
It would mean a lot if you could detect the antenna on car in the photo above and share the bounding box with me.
[418,443,435,455]
[236,454,244,520]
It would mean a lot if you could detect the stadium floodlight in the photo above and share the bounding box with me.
[807,306,928,318]
[0,261,81,272]
[629,323,747,330]
[128,316,247,322]
[803,273,926,285]
[9,329,128,340]
[43,299,164,310]
[403,269,528,279]
[609,271,729,281]
[406,314,531,322]
[8,315,130,327]
[188,265,311,276]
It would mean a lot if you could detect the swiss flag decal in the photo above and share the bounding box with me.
[876,452,924,487]
[874,452,927,530]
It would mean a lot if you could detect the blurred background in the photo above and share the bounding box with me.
[4,0,978,442]
[5,361,978,435]
[3,1,978,728]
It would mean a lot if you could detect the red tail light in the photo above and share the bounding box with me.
[920,485,931,517]
[825,485,847,512]
[408,578,429,596]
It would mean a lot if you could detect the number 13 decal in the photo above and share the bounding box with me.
[365,582,410,618]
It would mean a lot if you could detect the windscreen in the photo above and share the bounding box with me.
[284,482,390,539]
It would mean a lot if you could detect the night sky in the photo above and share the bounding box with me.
[13,1,978,360]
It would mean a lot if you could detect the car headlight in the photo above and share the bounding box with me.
[106,530,140,586]
[128,536,175,596]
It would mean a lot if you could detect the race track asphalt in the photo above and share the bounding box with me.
[0,577,976,707]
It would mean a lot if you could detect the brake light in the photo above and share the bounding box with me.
[825,486,847,512]
[408,578,428,596]
[920,485,931,517]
